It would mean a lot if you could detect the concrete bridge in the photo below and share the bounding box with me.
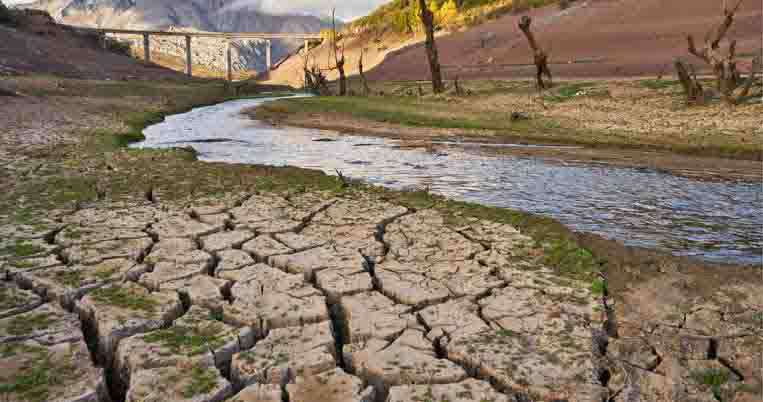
[67,26,323,80]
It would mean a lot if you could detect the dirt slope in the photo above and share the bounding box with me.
[268,0,762,85]
[368,0,762,81]
[0,10,186,80]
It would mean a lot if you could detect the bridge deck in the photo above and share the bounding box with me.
[65,25,323,40]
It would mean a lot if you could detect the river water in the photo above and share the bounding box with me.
[133,97,762,265]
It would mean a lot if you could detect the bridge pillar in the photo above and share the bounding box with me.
[143,33,151,63]
[266,40,272,71]
[185,35,192,77]
[226,40,233,82]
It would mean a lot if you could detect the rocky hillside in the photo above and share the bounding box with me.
[26,0,330,73]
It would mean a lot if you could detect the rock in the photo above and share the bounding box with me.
[510,111,530,121]
[343,329,467,394]
[230,321,336,388]
[229,384,283,402]
[287,368,375,402]
[200,229,255,253]
[76,283,184,365]
[242,235,292,262]
[387,378,510,402]
[150,216,223,239]
[61,237,153,265]
[337,291,411,343]
[125,363,233,402]
[223,264,328,335]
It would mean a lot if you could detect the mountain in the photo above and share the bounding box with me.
[26,0,331,73]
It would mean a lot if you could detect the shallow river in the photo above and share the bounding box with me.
[134,97,762,265]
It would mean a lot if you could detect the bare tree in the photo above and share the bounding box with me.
[674,60,706,105]
[330,8,347,96]
[518,16,552,91]
[301,49,330,95]
[685,0,761,105]
[418,0,445,94]
[358,48,371,96]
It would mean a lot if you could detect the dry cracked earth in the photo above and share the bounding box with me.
[0,190,760,402]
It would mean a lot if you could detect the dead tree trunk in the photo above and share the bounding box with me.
[331,8,347,96]
[418,0,445,94]
[674,60,706,105]
[518,16,552,90]
[686,0,761,105]
[358,49,371,96]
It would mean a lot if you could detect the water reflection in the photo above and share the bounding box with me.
[133,97,763,265]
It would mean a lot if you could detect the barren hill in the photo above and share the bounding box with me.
[0,9,185,80]
[26,0,330,73]
[268,0,762,86]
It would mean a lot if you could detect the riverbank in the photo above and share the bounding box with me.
[249,79,763,182]
[1,76,760,401]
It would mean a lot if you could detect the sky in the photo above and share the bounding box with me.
[5,0,390,20]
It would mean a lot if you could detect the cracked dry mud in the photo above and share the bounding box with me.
[0,191,759,402]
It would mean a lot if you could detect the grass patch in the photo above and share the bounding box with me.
[0,241,44,258]
[91,286,157,312]
[639,79,680,90]
[263,96,512,131]
[496,328,517,337]
[590,277,607,296]
[691,368,731,400]
[0,344,71,402]
[142,324,228,356]
[182,365,218,398]
[255,87,761,160]
[53,270,84,287]
[5,312,55,335]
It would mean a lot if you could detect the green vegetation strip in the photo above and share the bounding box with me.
[255,95,761,160]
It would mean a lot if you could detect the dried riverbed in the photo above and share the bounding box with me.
[1,81,760,402]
